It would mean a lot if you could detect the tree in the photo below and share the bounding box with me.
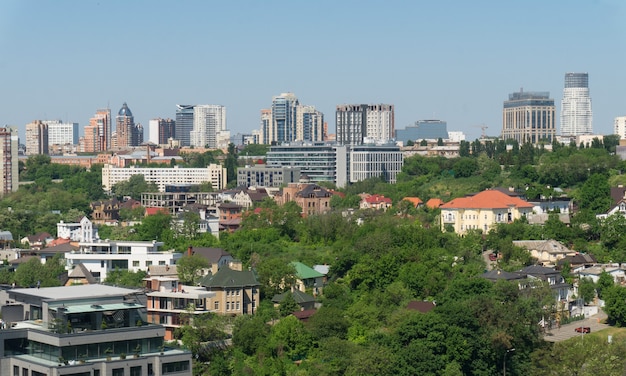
[437,137,444,146]
[224,143,238,186]
[177,254,210,285]
[602,285,626,326]
[111,175,158,200]
[278,293,299,316]
[257,259,296,298]
[135,212,171,241]
[578,277,596,304]
[405,140,415,147]
[104,269,147,287]
[420,139,428,146]
[577,173,611,213]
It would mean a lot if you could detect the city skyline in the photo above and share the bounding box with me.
[1,1,625,142]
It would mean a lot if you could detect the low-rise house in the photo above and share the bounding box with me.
[21,232,53,250]
[0,230,14,249]
[402,197,424,208]
[557,253,598,270]
[0,284,191,375]
[218,202,243,231]
[426,198,444,210]
[231,187,270,209]
[513,239,577,266]
[272,290,316,311]
[440,189,534,234]
[65,240,181,283]
[199,261,260,316]
[274,181,333,217]
[57,216,98,242]
[65,263,97,286]
[577,265,626,284]
[145,276,215,341]
[528,197,573,215]
[360,194,393,211]
[292,261,325,296]
[187,246,234,276]
[519,265,572,302]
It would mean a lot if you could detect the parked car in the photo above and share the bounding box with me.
[488,253,498,261]
[575,326,591,333]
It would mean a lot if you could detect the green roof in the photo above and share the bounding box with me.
[291,261,324,280]
[199,266,260,288]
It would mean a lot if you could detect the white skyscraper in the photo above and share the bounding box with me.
[190,105,226,148]
[336,104,395,145]
[560,72,592,136]
[615,116,626,139]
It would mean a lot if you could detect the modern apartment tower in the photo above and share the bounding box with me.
[615,116,626,139]
[560,72,593,136]
[190,105,227,148]
[501,90,556,144]
[148,118,176,145]
[0,127,18,196]
[336,104,395,145]
[115,102,143,148]
[25,120,49,155]
[271,93,299,144]
[297,105,325,142]
[84,108,111,152]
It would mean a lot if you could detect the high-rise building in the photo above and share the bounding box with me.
[44,120,79,146]
[615,116,626,139]
[336,104,394,145]
[297,105,325,142]
[115,102,143,148]
[0,127,18,196]
[175,105,195,147]
[148,118,176,145]
[561,72,593,136]
[501,90,556,144]
[84,108,111,152]
[190,105,226,148]
[25,120,49,155]
[396,120,449,144]
[260,94,324,144]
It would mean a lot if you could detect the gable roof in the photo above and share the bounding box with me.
[199,266,259,288]
[148,264,178,277]
[272,290,316,305]
[518,265,560,276]
[364,194,392,205]
[291,261,324,280]
[190,247,232,264]
[512,240,573,255]
[481,269,527,281]
[440,190,534,210]
[403,197,423,207]
[67,263,97,284]
[426,198,444,209]
[407,300,436,313]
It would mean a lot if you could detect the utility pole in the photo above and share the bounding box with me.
[503,348,515,376]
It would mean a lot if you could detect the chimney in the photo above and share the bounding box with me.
[187,246,193,257]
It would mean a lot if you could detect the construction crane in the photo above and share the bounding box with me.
[473,124,489,139]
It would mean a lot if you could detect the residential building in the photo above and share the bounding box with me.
[84,108,111,152]
[57,216,98,243]
[175,104,195,147]
[360,194,393,211]
[90,198,141,224]
[102,164,227,192]
[230,187,270,209]
[336,104,394,145]
[141,189,220,215]
[145,276,215,340]
[440,189,534,234]
[578,265,626,284]
[513,239,576,266]
[519,265,572,302]
[115,102,143,148]
[0,127,19,196]
[65,240,182,282]
[237,164,301,188]
[0,284,191,376]
[561,72,593,136]
[272,290,316,311]
[267,93,299,144]
[259,109,272,144]
[186,246,234,276]
[25,120,49,155]
[44,120,79,147]
[199,261,261,315]
[190,105,226,148]
[501,90,556,144]
[615,116,626,140]
[291,261,325,296]
[21,232,53,251]
[217,202,243,231]
[274,181,333,217]
[396,120,448,144]
[296,105,325,142]
[149,118,176,145]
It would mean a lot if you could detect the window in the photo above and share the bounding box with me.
[159,261,166,265]
[133,261,140,267]
[130,366,142,376]
[236,301,240,310]
[146,261,153,267]
[226,302,230,311]
[162,361,190,374]
[236,289,240,296]
[113,369,125,376]
[214,301,219,310]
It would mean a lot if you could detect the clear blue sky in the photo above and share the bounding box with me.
[1,0,625,142]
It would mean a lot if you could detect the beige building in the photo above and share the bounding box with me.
[25,120,49,155]
[501,90,556,145]
[274,181,333,217]
[0,127,18,196]
[440,189,534,234]
[199,261,260,316]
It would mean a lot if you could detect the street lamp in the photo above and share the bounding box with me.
[503,348,515,376]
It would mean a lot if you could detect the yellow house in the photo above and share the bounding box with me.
[440,190,534,234]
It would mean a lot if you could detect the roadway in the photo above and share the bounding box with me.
[543,310,609,342]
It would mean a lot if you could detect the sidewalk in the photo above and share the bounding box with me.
[543,310,609,342]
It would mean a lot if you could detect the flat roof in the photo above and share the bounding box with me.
[11,284,140,301]
[51,302,145,314]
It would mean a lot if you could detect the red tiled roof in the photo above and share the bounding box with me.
[403,197,423,207]
[426,198,444,209]
[365,194,392,204]
[145,207,169,216]
[440,190,534,210]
